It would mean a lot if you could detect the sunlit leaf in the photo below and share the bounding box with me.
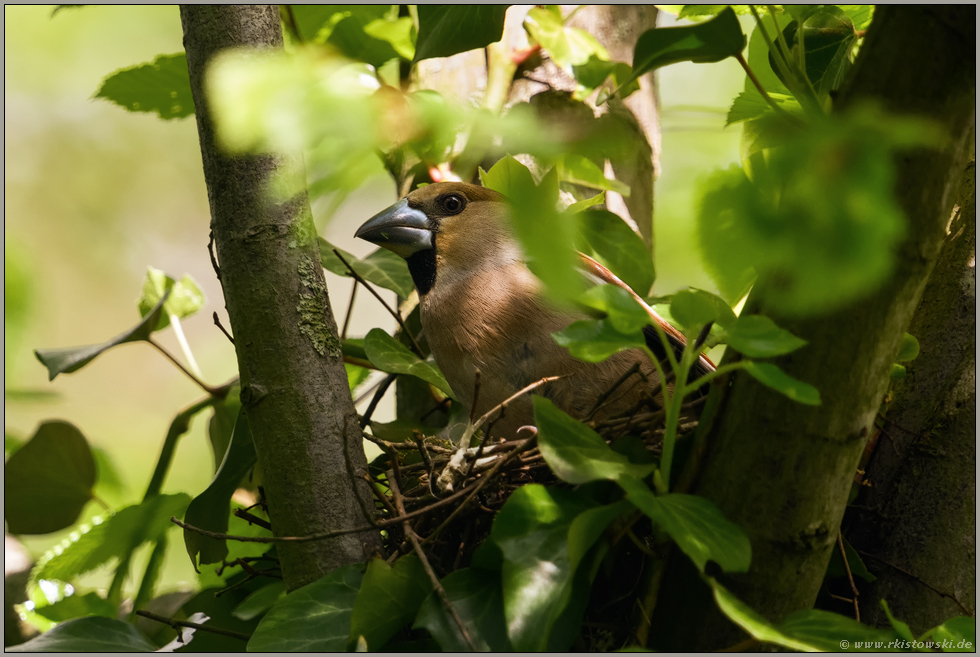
[137,266,205,331]
[94,53,193,120]
[575,209,654,296]
[319,238,414,298]
[363,328,454,398]
[414,5,508,62]
[572,57,639,101]
[34,291,169,380]
[560,155,630,196]
[707,577,822,652]
[552,318,645,363]
[670,288,737,331]
[6,616,157,652]
[348,555,432,650]
[618,477,751,573]
[742,362,821,406]
[5,421,96,535]
[31,592,116,623]
[722,315,807,357]
[777,606,902,651]
[248,564,363,652]
[535,397,656,484]
[566,191,605,213]
[920,616,975,650]
[524,6,609,69]
[578,284,651,334]
[414,568,513,652]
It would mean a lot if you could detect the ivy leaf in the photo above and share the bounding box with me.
[618,478,751,573]
[534,397,656,484]
[94,53,193,120]
[248,564,364,652]
[575,209,654,296]
[5,421,96,535]
[414,568,512,652]
[776,607,902,651]
[726,90,800,126]
[137,266,205,331]
[670,288,737,331]
[348,556,432,650]
[34,290,170,380]
[559,155,630,196]
[6,616,157,653]
[626,7,746,87]
[232,581,287,622]
[363,328,454,398]
[722,315,807,357]
[742,362,821,406]
[183,410,257,570]
[414,5,508,62]
[318,238,414,298]
[552,318,645,363]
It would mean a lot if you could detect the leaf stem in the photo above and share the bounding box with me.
[169,313,203,379]
[682,361,749,398]
[144,397,218,501]
[148,337,226,398]
[734,52,803,126]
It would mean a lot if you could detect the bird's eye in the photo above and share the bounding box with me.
[441,194,465,215]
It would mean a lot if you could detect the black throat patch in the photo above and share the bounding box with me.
[406,249,437,296]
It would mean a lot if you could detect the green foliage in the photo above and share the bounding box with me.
[575,209,654,296]
[94,53,193,120]
[363,328,454,398]
[721,314,807,357]
[414,5,508,62]
[5,420,96,534]
[7,616,158,652]
[742,361,821,405]
[349,556,432,650]
[524,5,608,70]
[137,267,205,331]
[319,237,414,298]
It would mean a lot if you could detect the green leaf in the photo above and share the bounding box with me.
[363,328,454,398]
[94,53,193,120]
[5,420,96,535]
[707,577,823,652]
[183,410,256,569]
[566,191,605,213]
[722,315,807,357]
[231,580,286,622]
[535,397,656,484]
[896,332,919,362]
[348,555,432,650]
[414,5,508,62]
[34,291,170,380]
[575,209,654,296]
[248,564,364,652]
[617,478,751,573]
[414,568,513,652]
[890,363,907,381]
[920,616,975,650]
[742,362,821,406]
[578,284,651,334]
[552,318,645,363]
[880,599,914,642]
[137,267,205,331]
[777,607,902,651]
[825,535,876,583]
[776,8,857,96]
[318,238,414,299]
[325,14,402,68]
[31,592,117,623]
[670,288,737,331]
[626,7,746,86]
[207,391,241,474]
[559,155,630,196]
[6,616,157,652]
[572,57,640,102]
[363,17,416,61]
[726,90,800,126]
[524,6,609,69]
[30,493,190,587]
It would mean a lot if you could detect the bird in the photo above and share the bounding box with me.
[355,181,713,438]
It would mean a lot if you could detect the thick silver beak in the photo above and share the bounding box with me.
[355,198,433,258]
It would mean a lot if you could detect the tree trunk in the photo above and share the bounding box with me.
[846,150,976,632]
[180,5,379,591]
[652,6,976,650]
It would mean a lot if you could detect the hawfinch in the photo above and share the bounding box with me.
[355,182,713,437]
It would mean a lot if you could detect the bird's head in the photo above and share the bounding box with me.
[355,182,518,295]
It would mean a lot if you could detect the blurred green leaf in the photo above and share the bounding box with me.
[896,332,919,362]
[94,53,193,120]
[207,391,241,474]
[722,315,807,357]
[345,363,371,393]
[525,6,609,69]
[137,266,205,331]
[5,420,96,535]
[559,154,630,196]
[349,555,432,650]
[920,616,976,649]
[31,493,190,587]
[363,328,454,398]
[776,606,902,651]
[578,284,651,334]
[566,191,605,213]
[572,57,639,102]
[34,291,169,380]
[890,363,907,381]
[4,431,24,460]
[414,5,508,62]
[414,568,513,652]
[627,7,745,87]
[232,580,286,622]
[771,8,856,96]
[825,535,876,583]
[363,17,415,60]
[742,362,821,405]
[326,13,402,68]
[880,599,915,641]
[677,5,759,19]
[839,5,875,32]
[249,564,363,652]
[319,238,414,298]
[183,410,256,569]
[7,616,157,652]
[618,477,751,573]
[575,209,654,296]
[535,397,656,484]
[32,592,116,623]
[727,90,800,126]
[670,288,737,331]
[552,318,645,363]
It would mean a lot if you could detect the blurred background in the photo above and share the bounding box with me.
[4,6,743,595]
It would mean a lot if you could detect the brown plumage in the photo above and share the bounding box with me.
[356,182,712,437]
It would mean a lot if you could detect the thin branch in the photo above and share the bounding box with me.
[282,5,303,44]
[207,229,221,281]
[469,369,482,424]
[148,337,226,398]
[212,312,235,345]
[858,550,973,616]
[837,534,861,622]
[341,280,358,341]
[233,508,272,531]
[359,374,397,428]
[587,362,641,421]
[136,609,250,642]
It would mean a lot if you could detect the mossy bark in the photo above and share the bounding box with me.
[180,5,380,591]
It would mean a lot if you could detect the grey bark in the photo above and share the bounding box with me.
[180,5,379,591]
[652,6,976,650]
[846,152,976,632]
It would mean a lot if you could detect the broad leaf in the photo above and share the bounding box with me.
[566,191,605,213]
[34,291,169,380]
[535,397,656,484]
[742,362,821,406]
[94,53,193,120]
[232,580,286,622]
[7,616,157,652]
[414,5,508,62]
[777,607,902,651]
[348,555,432,650]
[578,284,650,334]
[575,210,654,297]
[414,568,512,652]
[318,238,414,298]
[896,332,919,362]
[207,390,241,474]
[773,8,856,95]
[248,564,363,652]
[670,288,737,331]
[708,578,821,652]
[572,57,639,102]
[137,267,205,331]
[183,410,257,569]
[31,592,116,623]
[722,315,807,357]
[920,616,976,650]
[559,155,629,196]
[325,13,403,68]
[363,328,454,398]
[5,420,96,534]
[617,477,751,573]
[552,318,645,363]
[524,6,608,69]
